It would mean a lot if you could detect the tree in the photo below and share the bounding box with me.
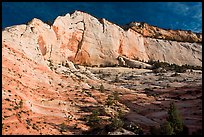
[107,117,124,131]
[160,121,174,135]
[150,102,184,135]
[87,109,101,128]
[167,102,183,134]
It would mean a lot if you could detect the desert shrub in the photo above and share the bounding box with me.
[101,62,117,67]
[114,75,119,82]
[117,109,125,118]
[107,117,124,131]
[19,100,23,108]
[113,91,119,100]
[86,109,101,128]
[106,95,114,106]
[147,60,201,73]
[32,123,39,130]
[174,66,186,73]
[181,64,202,70]
[47,59,54,69]
[99,84,105,92]
[59,122,68,132]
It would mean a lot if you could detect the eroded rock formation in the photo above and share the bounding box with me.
[3,10,202,68]
[124,22,202,43]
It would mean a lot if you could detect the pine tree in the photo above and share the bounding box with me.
[167,102,183,134]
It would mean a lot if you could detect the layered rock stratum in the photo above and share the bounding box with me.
[2,10,202,135]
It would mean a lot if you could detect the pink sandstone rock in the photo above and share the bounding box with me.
[3,10,201,67]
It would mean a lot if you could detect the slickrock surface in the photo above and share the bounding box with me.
[2,10,202,135]
[88,67,202,135]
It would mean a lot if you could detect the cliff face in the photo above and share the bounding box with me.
[144,38,202,66]
[3,11,202,67]
[51,11,149,66]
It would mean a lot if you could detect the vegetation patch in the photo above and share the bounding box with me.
[150,102,188,135]
[148,60,202,73]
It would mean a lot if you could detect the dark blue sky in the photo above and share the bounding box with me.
[2,2,202,33]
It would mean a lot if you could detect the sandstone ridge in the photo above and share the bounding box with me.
[123,22,202,43]
[3,10,202,68]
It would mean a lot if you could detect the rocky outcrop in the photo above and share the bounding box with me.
[51,11,149,67]
[123,22,202,43]
[108,128,136,135]
[2,10,202,69]
[118,56,153,69]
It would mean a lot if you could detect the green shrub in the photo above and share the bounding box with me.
[86,109,101,128]
[107,117,124,131]
[106,95,114,106]
[117,109,125,118]
[148,60,202,73]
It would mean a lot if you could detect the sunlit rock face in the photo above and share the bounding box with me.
[53,11,202,67]
[52,11,149,66]
[3,10,201,67]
